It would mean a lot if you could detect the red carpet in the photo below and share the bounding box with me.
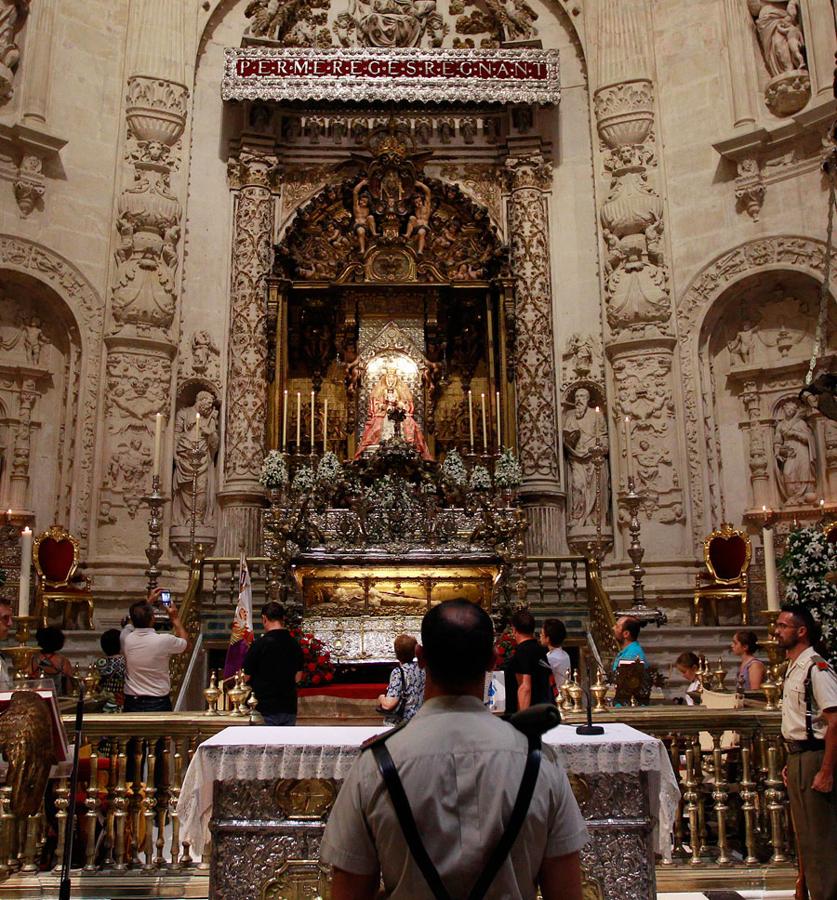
[299,684,387,699]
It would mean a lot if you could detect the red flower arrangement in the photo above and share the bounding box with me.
[494,627,515,666]
[289,626,336,688]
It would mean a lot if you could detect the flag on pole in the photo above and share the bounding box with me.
[223,551,254,679]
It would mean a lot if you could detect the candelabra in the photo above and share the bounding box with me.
[624,476,646,607]
[187,441,206,565]
[143,474,166,593]
[5,615,39,680]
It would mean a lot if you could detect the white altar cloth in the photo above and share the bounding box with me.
[178,722,679,858]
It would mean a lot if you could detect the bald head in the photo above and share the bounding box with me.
[420,600,495,689]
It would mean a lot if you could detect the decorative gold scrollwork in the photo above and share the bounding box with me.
[567,773,590,807]
[275,778,338,819]
[262,859,331,899]
[581,875,605,900]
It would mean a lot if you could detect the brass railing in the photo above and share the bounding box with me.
[0,707,797,881]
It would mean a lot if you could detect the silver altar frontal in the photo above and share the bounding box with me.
[178,723,679,899]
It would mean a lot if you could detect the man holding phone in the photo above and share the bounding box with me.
[121,587,189,712]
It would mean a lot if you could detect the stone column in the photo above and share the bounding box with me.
[722,0,758,129]
[504,155,564,556]
[799,0,837,101]
[93,0,188,566]
[19,0,57,127]
[9,380,37,512]
[741,381,770,509]
[217,151,277,555]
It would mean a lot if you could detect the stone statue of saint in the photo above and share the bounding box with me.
[748,0,806,77]
[355,367,432,459]
[773,400,816,504]
[353,180,377,254]
[173,391,220,527]
[727,319,757,366]
[563,387,608,527]
[19,315,46,365]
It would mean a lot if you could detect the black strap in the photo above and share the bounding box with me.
[804,661,816,742]
[372,734,542,900]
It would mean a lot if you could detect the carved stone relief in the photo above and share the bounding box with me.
[677,236,837,544]
[435,163,503,227]
[0,0,28,102]
[0,238,104,551]
[504,155,561,491]
[747,0,810,116]
[561,333,604,394]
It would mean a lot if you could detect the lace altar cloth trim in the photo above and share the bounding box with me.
[178,723,678,858]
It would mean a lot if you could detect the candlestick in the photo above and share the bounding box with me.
[468,391,474,450]
[323,399,328,453]
[152,412,163,479]
[480,393,488,451]
[282,389,288,452]
[624,415,633,479]
[296,392,301,449]
[761,506,780,612]
[310,391,315,452]
[495,391,501,448]
[18,527,32,617]
[195,411,201,434]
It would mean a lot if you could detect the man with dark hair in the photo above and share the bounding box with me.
[0,598,13,688]
[611,615,646,671]
[775,604,837,900]
[541,618,570,691]
[504,607,553,714]
[243,601,303,726]
[321,599,588,899]
[121,588,188,712]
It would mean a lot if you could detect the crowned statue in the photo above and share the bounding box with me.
[355,366,432,459]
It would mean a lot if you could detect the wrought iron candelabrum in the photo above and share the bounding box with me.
[143,474,166,593]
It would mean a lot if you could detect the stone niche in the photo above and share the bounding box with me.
[698,270,836,529]
[0,269,83,530]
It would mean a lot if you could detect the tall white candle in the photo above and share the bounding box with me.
[152,412,163,479]
[762,507,780,612]
[495,391,502,448]
[310,391,315,450]
[481,393,488,451]
[296,392,301,449]
[468,391,474,450]
[323,399,329,453]
[282,390,288,451]
[19,527,32,618]
[624,415,633,479]
[195,411,201,435]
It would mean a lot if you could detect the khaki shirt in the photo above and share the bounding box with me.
[781,646,837,741]
[320,695,589,900]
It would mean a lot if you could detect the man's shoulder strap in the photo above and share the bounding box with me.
[360,720,408,752]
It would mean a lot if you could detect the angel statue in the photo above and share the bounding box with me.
[355,367,432,459]
[0,691,57,816]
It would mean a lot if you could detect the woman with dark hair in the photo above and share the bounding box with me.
[675,651,701,705]
[731,630,766,691]
[28,626,73,696]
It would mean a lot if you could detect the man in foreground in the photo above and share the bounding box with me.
[121,588,188,712]
[775,605,837,900]
[243,601,303,725]
[321,599,588,900]
[611,615,646,671]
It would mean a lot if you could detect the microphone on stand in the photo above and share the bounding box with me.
[576,658,604,736]
[59,681,85,900]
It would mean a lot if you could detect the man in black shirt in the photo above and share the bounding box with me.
[504,608,554,714]
[243,601,304,725]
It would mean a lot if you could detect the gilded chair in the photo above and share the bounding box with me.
[33,525,95,630]
[693,522,751,626]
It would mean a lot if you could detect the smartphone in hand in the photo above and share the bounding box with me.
[159,590,172,607]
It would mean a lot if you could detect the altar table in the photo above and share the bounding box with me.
[178,723,679,900]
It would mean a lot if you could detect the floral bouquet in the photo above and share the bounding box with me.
[289,625,336,688]
[493,626,515,667]
[260,450,289,490]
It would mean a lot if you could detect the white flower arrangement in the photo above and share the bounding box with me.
[441,449,467,487]
[316,451,344,487]
[292,464,316,494]
[469,465,492,492]
[493,447,523,490]
[259,450,289,489]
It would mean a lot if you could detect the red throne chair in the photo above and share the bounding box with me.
[693,522,751,626]
[33,524,95,630]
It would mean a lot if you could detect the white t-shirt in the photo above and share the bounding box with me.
[546,647,571,689]
[121,626,187,697]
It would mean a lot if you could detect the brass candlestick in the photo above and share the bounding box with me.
[759,609,784,709]
[203,670,221,715]
[143,474,166,593]
[5,615,39,681]
[624,477,646,607]
[187,440,206,566]
[591,667,608,711]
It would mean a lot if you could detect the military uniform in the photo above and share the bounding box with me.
[320,695,588,900]
[781,646,837,900]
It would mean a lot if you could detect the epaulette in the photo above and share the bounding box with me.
[360,719,408,751]
[810,655,834,674]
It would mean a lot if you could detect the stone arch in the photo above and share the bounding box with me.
[0,235,105,550]
[676,235,837,546]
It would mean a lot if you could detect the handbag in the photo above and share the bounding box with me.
[376,664,407,718]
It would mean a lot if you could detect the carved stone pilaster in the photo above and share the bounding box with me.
[504,155,564,555]
[740,380,770,508]
[8,378,37,511]
[218,151,278,555]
